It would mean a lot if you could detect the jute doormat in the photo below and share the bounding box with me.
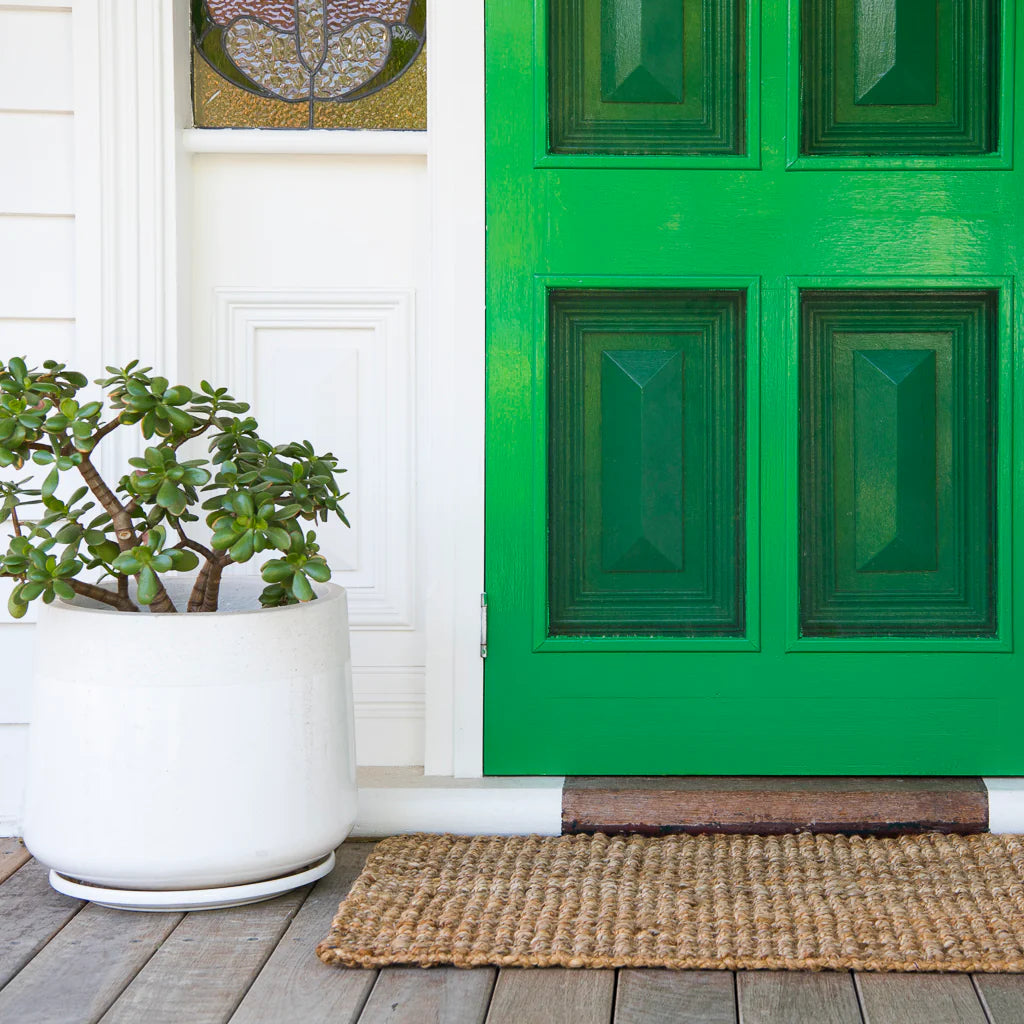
[316,832,1024,972]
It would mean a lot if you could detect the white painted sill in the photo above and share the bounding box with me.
[181,128,429,156]
[353,767,565,838]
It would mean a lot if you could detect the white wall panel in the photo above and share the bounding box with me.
[0,726,28,837]
[0,319,74,362]
[0,217,75,318]
[0,625,33,722]
[0,112,74,213]
[192,154,429,768]
[214,289,416,630]
[0,8,73,112]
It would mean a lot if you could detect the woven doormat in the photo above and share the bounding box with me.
[316,832,1024,972]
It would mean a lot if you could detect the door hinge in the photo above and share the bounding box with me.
[480,593,488,659]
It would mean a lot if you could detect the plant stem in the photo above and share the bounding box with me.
[75,453,178,613]
[10,508,21,538]
[69,580,139,612]
[89,414,122,447]
[200,555,228,613]
[187,559,211,612]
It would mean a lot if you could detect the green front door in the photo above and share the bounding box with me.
[485,0,1023,774]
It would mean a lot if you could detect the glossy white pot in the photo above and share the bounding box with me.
[22,579,357,906]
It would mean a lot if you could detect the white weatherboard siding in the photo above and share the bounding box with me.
[0,3,76,834]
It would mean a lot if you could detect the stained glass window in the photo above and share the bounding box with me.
[192,1,426,129]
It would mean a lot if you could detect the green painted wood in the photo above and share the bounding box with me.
[548,289,745,636]
[484,0,1024,774]
[802,0,998,155]
[855,0,938,106]
[799,290,997,637]
[601,0,685,104]
[550,0,745,154]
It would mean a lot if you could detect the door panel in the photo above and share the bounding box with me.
[485,0,1024,774]
[549,0,746,153]
[799,289,998,637]
[801,0,998,156]
[547,288,746,636]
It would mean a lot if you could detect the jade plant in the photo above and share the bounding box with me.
[0,358,348,615]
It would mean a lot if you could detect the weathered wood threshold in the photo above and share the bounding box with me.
[562,776,989,836]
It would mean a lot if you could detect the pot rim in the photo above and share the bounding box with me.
[46,577,344,619]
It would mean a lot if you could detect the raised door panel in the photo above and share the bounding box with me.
[548,289,746,636]
[549,0,746,154]
[800,0,998,155]
[799,289,997,637]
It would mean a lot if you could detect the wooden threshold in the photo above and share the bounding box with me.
[562,776,989,836]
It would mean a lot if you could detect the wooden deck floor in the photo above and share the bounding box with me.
[3,839,1024,1024]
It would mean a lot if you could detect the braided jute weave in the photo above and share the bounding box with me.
[316,832,1024,971]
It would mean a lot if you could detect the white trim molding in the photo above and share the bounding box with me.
[983,778,1024,833]
[213,287,417,630]
[423,0,487,776]
[353,768,565,837]
[73,0,191,474]
[182,128,428,156]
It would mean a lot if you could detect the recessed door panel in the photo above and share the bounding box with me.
[801,0,998,155]
[548,289,746,636]
[799,290,997,637]
[549,0,746,154]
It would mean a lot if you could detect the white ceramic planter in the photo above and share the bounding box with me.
[23,578,357,905]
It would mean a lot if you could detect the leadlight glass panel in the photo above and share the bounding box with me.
[192,0,426,129]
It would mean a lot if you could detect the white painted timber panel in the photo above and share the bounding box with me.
[0,319,74,362]
[0,626,34,723]
[214,289,415,630]
[0,217,75,318]
[984,778,1024,833]
[0,4,77,838]
[0,112,74,213]
[0,9,73,112]
[0,726,29,837]
[353,768,565,837]
[191,154,429,768]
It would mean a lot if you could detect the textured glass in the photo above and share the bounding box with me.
[192,0,426,129]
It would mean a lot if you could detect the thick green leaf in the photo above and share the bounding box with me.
[303,560,331,583]
[156,479,187,516]
[7,588,27,619]
[229,531,255,563]
[291,571,314,602]
[41,467,59,499]
[260,561,293,583]
[137,565,159,605]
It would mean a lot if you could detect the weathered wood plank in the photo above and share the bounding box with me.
[357,967,496,1024]
[484,968,615,1024]
[614,969,736,1024]
[99,887,309,1024]
[971,975,1024,1024]
[231,844,377,1024]
[0,840,29,884]
[737,970,863,1024]
[856,973,987,1024]
[0,857,82,990]
[563,776,988,835]
[0,904,182,1024]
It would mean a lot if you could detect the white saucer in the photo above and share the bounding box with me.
[49,850,336,912]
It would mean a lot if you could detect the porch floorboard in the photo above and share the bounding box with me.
[0,839,1019,1024]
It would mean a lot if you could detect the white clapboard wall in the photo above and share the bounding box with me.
[0,1,76,835]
